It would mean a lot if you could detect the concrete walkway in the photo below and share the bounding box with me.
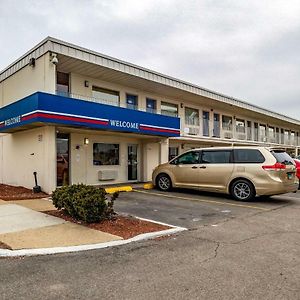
[0,199,122,250]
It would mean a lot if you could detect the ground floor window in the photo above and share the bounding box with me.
[93,143,119,165]
[169,147,179,161]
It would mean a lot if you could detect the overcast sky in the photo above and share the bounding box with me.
[0,0,299,119]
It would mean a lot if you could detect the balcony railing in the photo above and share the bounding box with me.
[55,91,300,146]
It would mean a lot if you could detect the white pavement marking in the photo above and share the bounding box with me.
[0,225,187,257]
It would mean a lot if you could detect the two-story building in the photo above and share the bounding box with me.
[0,37,299,194]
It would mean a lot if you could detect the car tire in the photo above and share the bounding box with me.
[230,179,255,201]
[156,173,172,191]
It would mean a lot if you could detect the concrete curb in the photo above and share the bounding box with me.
[0,221,187,258]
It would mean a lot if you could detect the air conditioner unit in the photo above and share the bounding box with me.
[98,170,118,181]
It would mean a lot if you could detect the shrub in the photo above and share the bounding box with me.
[52,184,118,223]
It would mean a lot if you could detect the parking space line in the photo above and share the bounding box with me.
[132,189,270,211]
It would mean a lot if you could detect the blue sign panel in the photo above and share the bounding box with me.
[0,92,180,137]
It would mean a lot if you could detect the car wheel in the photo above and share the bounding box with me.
[230,179,255,201]
[156,174,172,191]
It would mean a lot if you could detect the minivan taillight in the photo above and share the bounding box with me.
[262,162,286,170]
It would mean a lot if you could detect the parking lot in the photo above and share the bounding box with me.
[1,188,299,299]
[116,188,300,229]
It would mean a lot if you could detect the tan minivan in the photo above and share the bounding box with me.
[152,147,298,201]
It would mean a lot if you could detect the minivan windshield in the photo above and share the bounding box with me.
[271,151,294,165]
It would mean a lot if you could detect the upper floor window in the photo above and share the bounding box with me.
[146,98,157,113]
[213,113,220,137]
[185,107,199,126]
[236,118,245,133]
[161,101,178,117]
[222,115,232,131]
[269,126,275,138]
[126,94,138,110]
[56,72,69,96]
[260,124,266,136]
[92,86,119,106]
[203,111,210,136]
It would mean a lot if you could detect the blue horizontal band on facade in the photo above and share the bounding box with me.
[0,92,180,137]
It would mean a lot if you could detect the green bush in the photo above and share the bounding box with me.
[52,184,119,223]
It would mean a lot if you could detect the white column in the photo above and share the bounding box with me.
[159,138,169,164]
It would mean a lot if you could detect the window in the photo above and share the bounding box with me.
[213,113,220,137]
[271,150,294,165]
[254,123,259,141]
[56,72,69,96]
[222,115,232,131]
[281,129,284,144]
[201,150,231,164]
[247,121,252,140]
[169,147,179,161]
[92,86,119,106]
[236,118,245,133]
[203,111,210,136]
[233,149,265,163]
[269,126,275,140]
[276,128,280,143]
[185,107,199,126]
[175,151,200,164]
[161,101,178,117]
[260,124,266,136]
[291,131,295,144]
[93,143,119,165]
[146,98,157,113]
[126,94,138,110]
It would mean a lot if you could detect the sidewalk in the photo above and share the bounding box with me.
[0,184,186,257]
[0,198,122,250]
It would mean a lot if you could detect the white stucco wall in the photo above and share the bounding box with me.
[0,53,56,107]
[0,126,56,194]
[70,131,142,185]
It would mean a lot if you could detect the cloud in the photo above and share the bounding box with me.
[0,0,299,119]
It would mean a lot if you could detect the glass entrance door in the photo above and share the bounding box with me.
[56,133,70,186]
[128,144,138,181]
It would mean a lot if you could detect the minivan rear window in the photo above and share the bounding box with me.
[233,149,265,163]
[271,151,294,165]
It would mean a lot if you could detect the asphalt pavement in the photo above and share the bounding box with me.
[1,189,299,300]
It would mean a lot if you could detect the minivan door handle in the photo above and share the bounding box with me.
[199,166,206,169]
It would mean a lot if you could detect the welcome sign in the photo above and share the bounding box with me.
[0,92,181,137]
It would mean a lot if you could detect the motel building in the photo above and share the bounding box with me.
[0,37,300,194]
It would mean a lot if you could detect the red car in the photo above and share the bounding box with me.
[294,159,300,189]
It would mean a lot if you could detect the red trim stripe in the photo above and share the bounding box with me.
[22,112,109,126]
[140,125,180,134]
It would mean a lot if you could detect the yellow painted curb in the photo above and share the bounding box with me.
[143,183,154,190]
[105,186,133,194]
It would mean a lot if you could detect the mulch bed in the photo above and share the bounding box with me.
[44,210,170,239]
[0,184,48,200]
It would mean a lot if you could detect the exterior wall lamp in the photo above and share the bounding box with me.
[84,138,89,145]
